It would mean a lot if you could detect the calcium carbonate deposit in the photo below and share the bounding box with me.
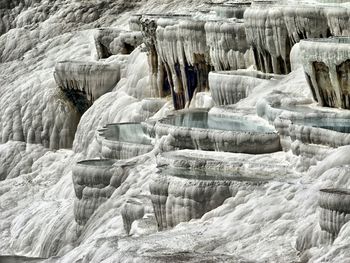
[3,0,350,262]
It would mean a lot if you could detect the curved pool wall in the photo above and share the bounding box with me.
[150,165,267,230]
[318,188,350,241]
[153,109,281,154]
[98,122,154,159]
[72,159,129,225]
[300,37,350,109]
[258,94,350,168]
[209,70,279,106]
[213,2,252,19]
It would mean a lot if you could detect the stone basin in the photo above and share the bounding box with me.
[300,37,350,109]
[319,188,350,239]
[72,159,130,225]
[72,159,116,225]
[213,1,252,19]
[209,70,279,105]
[98,122,154,159]
[150,165,267,230]
[154,109,281,154]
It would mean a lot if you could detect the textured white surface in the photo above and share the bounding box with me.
[2,0,350,262]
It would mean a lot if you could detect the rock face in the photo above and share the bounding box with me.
[54,61,121,113]
[244,4,290,74]
[72,159,131,225]
[319,189,350,240]
[155,17,211,109]
[205,20,253,71]
[94,28,143,59]
[213,2,251,19]
[300,37,350,109]
[209,70,277,105]
[72,159,116,225]
[98,122,154,159]
[259,95,350,169]
[150,166,266,230]
[154,109,281,154]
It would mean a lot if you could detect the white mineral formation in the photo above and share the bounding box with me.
[209,70,277,105]
[154,109,281,153]
[98,123,154,159]
[72,159,116,225]
[54,60,121,112]
[213,2,252,19]
[300,37,350,109]
[4,0,350,262]
[205,20,253,71]
[93,28,122,59]
[150,166,266,230]
[319,188,350,239]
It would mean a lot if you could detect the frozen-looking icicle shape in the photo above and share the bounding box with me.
[283,5,329,44]
[98,123,153,159]
[213,2,252,19]
[150,166,265,230]
[140,14,190,101]
[205,19,253,71]
[318,189,350,239]
[93,28,122,59]
[326,7,350,37]
[300,37,350,109]
[209,70,276,105]
[54,60,120,113]
[156,17,211,109]
[153,109,281,153]
[244,4,290,74]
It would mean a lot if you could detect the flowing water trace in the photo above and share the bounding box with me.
[3,0,350,262]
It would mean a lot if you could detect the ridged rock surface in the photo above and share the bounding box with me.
[154,109,281,154]
[72,159,132,225]
[150,166,266,230]
[318,189,350,238]
[205,20,252,71]
[209,70,276,105]
[54,60,121,113]
[300,37,350,109]
[98,122,153,159]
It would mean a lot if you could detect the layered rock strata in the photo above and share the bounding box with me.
[98,122,153,159]
[54,61,120,113]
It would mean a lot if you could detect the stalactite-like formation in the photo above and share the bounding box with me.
[205,20,253,71]
[213,2,252,19]
[300,37,350,109]
[54,61,121,113]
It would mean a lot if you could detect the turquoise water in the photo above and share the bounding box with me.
[163,111,275,133]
